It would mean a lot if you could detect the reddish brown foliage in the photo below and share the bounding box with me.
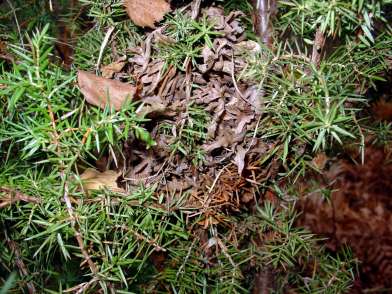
[297,147,392,290]
[372,99,392,121]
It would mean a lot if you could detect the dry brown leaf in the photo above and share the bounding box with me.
[124,0,171,29]
[80,168,125,193]
[101,57,127,78]
[77,70,136,111]
[312,152,328,170]
[136,95,170,117]
[234,145,247,175]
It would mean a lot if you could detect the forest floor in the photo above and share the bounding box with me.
[0,0,392,293]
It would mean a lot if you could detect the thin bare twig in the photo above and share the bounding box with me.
[112,225,166,251]
[208,165,228,194]
[6,0,24,49]
[0,187,41,208]
[63,277,99,293]
[176,238,197,278]
[3,229,36,293]
[311,28,326,68]
[96,26,115,72]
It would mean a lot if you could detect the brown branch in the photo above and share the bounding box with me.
[252,0,277,47]
[0,187,41,209]
[3,229,36,293]
[311,28,326,68]
[304,27,326,77]
[0,53,15,63]
[191,0,202,20]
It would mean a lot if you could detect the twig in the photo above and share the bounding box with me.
[176,238,197,279]
[208,165,228,194]
[63,277,99,293]
[191,0,202,20]
[0,187,41,208]
[310,28,326,68]
[246,115,262,154]
[3,229,36,293]
[6,0,24,49]
[130,228,166,252]
[216,237,236,268]
[96,26,115,73]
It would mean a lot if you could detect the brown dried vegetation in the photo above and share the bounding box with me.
[88,6,275,217]
[297,146,392,290]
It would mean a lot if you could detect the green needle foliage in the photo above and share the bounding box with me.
[277,0,392,44]
[157,11,223,71]
[1,25,153,163]
[240,28,391,179]
[1,0,390,292]
[0,25,159,291]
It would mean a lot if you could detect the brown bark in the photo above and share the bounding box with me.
[311,28,326,68]
[252,0,277,47]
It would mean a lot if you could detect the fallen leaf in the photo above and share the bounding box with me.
[312,152,328,170]
[101,57,127,78]
[235,114,254,135]
[234,145,247,175]
[124,0,171,29]
[77,70,136,110]
[136,95,165,114]
[80,168,125,193]
[234,40,261,54]
[202,133,232,153]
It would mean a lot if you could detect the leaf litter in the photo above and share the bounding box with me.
[79,4,275,216]
[296,145,392,290]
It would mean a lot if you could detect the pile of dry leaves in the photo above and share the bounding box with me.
[77,2,276,224]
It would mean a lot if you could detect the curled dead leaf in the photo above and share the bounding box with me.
[312,152,328,170]
[124,0,171,29]
[101,57,127,78]
[234,40,261,55]
[77,70,136,111]
[234,145,247,175]
[80,168,125,193]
